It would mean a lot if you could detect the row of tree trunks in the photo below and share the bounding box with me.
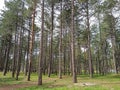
[3,34,12,76]
[1,0,120,86]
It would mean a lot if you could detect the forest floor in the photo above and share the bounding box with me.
[0,72,120,90]
[0,83,35,90]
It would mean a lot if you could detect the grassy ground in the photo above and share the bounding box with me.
[0,72,26,86]
[0,72,120,90]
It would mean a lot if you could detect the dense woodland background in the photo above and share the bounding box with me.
[0,0,120,85]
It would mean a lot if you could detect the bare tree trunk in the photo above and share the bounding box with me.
[0,38,7,71]
[16,29,22,80]
[3,45,7,71]
[48,1,54,77]
[25,31,30,76]
[63,48,66,75]
[110,14,117,74]
[71,0,77,83]
[27,0,36,81]
[97,0,104,75]
[43,31,48,75]
[25,19,31,76]
[12,27,18,78]
[3,34,12,76]
[38,0,44,85]
[59,0,63,79]
[111,36,117,73]
[0,47,3,71]
[86,1,93,78]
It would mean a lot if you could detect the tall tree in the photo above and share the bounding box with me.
[48,0,55,77]
[38,0,44,85]
[59,0,63,79]
[27,0,37,81]
[86,0,93,78]
[71,0,77,83]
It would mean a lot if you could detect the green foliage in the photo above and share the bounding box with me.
[0,0,26,35]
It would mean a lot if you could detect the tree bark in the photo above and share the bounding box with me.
[59,0,63,79]
[16,29,22,80]
[27,0,36,81]
[48,1,54,77]
[86,1,93,78]
[38,0,44,85]
[12,27,18,78]
[71,0,77,83]
[3,34,12,76]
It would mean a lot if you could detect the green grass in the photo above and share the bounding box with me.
[18,85,109,90]
[1,72,120,90]
[0,72,26,86]
[18,74,120,90]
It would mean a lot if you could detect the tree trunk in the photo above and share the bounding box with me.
[12,27,18,78]
[16,29,22,80]
[25,31,30,76]
[27,0,36,81]
[111,26,117,74]
[25,19,31,76]
[59,0,63,79]
[48,1,54,77]
[38,0,44,85]
[110,14,117,74]
[3,34,12,76]
[71,0,77,83]
[86,1,93,78]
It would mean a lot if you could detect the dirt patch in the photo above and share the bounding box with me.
[74,82,97,86]
[0,83,36,90]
